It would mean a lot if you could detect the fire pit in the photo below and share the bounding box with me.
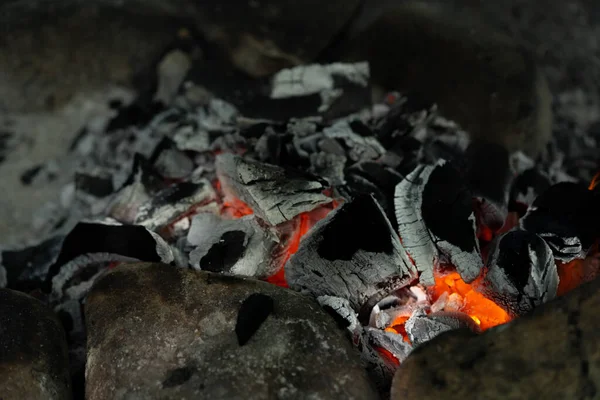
[1,1,600,400]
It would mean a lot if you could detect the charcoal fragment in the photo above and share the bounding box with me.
[75,172,114,198]
[235,293,274,346]
[405,310,480,347]
[187,213,279,278]
[286,194,417,311]
[395,160,482,285]
[20,164,42,185]
[520,182,597,262]
[464,142,512,231]
[134,179,217,231]
[481,229,558,317]
[216,153,332,225]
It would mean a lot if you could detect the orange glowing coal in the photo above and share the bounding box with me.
[429,271,511,331]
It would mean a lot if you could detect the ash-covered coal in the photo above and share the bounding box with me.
[480,229,558,317]
[394,160,482,285]
[285,194,417,315]
[186,213,280,278]
[216,153,333,226]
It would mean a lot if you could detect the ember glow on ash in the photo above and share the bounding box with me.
[429,270,511,331]
[213,174,340,288]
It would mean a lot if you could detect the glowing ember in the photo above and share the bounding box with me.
[589,171,600,190]
[429,271,511,331]
[373,346,400,367]
[385,316,411,343]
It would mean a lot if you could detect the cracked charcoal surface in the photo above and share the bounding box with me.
[85,263,377,400]
[235,293,275,346]
[482,229,558,317]
[216,153,332,226]
[286,194,416,311]
[391,270,600,400]
[395,160,482,285]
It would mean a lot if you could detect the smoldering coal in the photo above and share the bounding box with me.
[285,194,417,312]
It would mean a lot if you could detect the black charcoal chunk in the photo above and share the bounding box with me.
[134,180,217,231]
[481,229,558,317]
[520,182,597,262]
[0,235,64,290]
[46,221,173,300]
[395,160,482,285]
[107,154,167,223]
[187,213,279,278]
[286,194,417,312]
[510,168,552,210]
[20,164,43,186]
[215,153,332,226]
[235,293,274,346]
[405,309,480,347]
[75,172,114,198]
[465,142,512,230]
[149,137,194,179]
[346,161,404,227]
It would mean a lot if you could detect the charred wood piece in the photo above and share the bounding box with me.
[464,142,512,231]
[481,229,558,317]
[285,194,417,314]
[187,213,279,278]
[394,160,482,285]
[46,221,173,302]
[134,179,217,232]
[405,309,480,347]
[520,182,598,262]
[215,153,332,226]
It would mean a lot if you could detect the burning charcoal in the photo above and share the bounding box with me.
[46,221,174,302]
[464,142,512,231]
[520,182,598,262]
[286,194,417,318]
[391,275,600,400]
[0,289,72,399]
[187,213,279,278]
[394,160,482,285]
[365,327,413,364]
[510,168,552,211]
[235,293,274,346]
[134,180,217,232]
[107,154,168,223]
[85,263,377,399]
[0,235,64,290]
[148,137,194,180]
[215,153,332,226]
[405,309,480,347]
[323,121,385,162]
[480,229,558,317]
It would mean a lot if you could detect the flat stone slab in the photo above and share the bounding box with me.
[0,288,72,400]
[85,262,378,399]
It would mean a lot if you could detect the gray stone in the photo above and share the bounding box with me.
[85,262,378,400]
[0,289,72,400]
[391,275,600,400]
